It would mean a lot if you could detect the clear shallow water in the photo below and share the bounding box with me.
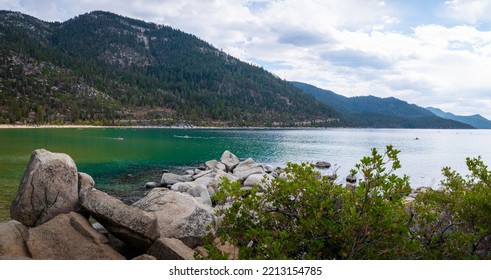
[1,128,490,221]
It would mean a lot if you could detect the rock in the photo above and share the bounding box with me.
[315,161,331,169]
[205,160,227,172]
[147,237,195,260]
[80,188,160,250]
[264,164,275,173]
[185,169,195,175]
[133,188,215,241]
[11,149,79,227]
[212,237,239,260]
[171,182,195,192]
[26,212,125,260]
[346,175,357,184]
[132,254,157,260]
[205,160,219,170]
[220,150,240,172]
[91,222,127,256]
[215,170,239,185]
[78,172,95,199]
[243,173,274,191]
[161,172,190,186]
[233,158,265,182]
[194,176,218,189]
[145,182,161,189]
[0,220,30,258]
[192,169,214,180]
[187,185,212,206]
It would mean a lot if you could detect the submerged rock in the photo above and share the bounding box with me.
[10,149,79,227]
[315,161,331,169]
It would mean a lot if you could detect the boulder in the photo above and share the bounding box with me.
[80,188,160,250]
[205,159,227,172]
[0,220,30,258]
[194,176,218,189]
[147,237,195,260]
[26,212,125,260]
[346,174,357,184]
[215,170,239,185]
[133,188,215,241]
[220,150,240,172]
[264,164,275,173]
[132,254,157,260]
[187,185,212,206]
[192,169,214,180]
[315,161,331,169]
[185,169,195,175]
[161,172,190,186]
[10,149,79,227]
[243,173,274,191]
[233,158,265,182]
[145,182,161,189]
[171,182,195,192]
[78,172,95,199]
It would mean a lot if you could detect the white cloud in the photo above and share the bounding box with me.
[443,0,491,25]
[3,0,491,119]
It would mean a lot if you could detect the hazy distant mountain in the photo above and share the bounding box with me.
[292,81,473,129]
[0,10,340,127]
[426,107,491,129]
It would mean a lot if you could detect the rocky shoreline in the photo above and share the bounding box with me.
[0,149,287,259]
[0,149,427,260]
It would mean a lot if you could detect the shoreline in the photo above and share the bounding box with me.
[0,124,480,130]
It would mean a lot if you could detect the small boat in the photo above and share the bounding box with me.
[115,137,124,141]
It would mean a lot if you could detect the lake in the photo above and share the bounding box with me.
[1,127,490,221]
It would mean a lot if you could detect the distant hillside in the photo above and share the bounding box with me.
[427,107,491,129]
[0,10,341,127]
[292,81,473,129]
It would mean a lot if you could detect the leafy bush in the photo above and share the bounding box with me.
[207,146,491,259]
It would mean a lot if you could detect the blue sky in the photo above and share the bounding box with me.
[2,0,491,119]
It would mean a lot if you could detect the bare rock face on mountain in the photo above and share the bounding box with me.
[10,149,79,227]
[133,188,215,242]
[26,212,125,260]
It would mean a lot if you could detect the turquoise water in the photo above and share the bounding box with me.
[1,128,490,221]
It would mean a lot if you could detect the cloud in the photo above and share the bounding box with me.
[321,49,392,69]
[3,0,491,119]
[443,0,491,26]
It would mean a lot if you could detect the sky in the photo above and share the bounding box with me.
[2,0,491,119]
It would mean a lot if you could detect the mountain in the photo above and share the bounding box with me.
[426,107,491,129]
[0,10,341,127]
[292,81,473,129]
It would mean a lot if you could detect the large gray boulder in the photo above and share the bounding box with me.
[243,173,274,191]
[80,188,160,250]
[147,237,195,260]
[10,149,79,227]
[26,212,125,260]
[133,188,215,241]
[215,170,239,186]
[161,172,191,186]
[233,158,265,182]
[0,220,30,258]
[187,184,212,206]
[220,150,240,172]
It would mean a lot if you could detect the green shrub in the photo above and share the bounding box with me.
[206,146,490,260]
